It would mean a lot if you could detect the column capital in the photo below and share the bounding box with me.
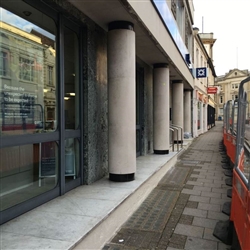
[108,21,134,31]
[153,63,168,68]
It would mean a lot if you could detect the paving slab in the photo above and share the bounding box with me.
[198,202,221,212]
[189,195,210,203]
[183,207,207,218]
[174,223,204,238]
[192,217,218,229]
[185,237,218,250]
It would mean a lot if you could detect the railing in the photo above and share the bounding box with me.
[169,127,175,151]
[170,124,183,151]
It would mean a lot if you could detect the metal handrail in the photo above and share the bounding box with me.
[171,124,183,149]
[170,126,179,151]
[169,128,175,151]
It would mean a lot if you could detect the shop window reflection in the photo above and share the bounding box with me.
[0,8,57,136]
[0,51,8,76]
[0,142,58,211]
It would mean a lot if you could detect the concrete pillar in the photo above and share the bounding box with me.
[153,64,170,154]
[108,21,135,182]
[172,81,183,143]
[184,90,192,137]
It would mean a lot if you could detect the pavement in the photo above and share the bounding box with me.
[0,121,232,250]
[101,122,232,250]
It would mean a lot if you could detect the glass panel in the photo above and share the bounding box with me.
[228,101,233,133]
[151,0,191,67]
[0,141,58,211]
[0,7,57,136]
[65,138,79,181]
[232,101,238,134]
[64,27,79,129]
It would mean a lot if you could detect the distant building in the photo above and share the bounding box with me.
[215,69,250,120]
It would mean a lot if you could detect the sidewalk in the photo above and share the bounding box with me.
[101,123,232,250]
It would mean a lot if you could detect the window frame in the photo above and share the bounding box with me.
[19,56,35,82]
[0,49,9,77]
[220,95,223,104]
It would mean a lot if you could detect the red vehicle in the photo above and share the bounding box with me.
[214,76,250,249]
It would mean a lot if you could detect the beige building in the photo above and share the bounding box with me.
[192,29,217,137]
[215,69,250,120]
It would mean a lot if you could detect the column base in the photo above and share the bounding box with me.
[154,149,169,154]
[109,173,135,182]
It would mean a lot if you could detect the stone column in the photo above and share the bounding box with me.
[108,21,136,182]
[172,81,183,143]
[184,90,192,138]
[153,64,170,154]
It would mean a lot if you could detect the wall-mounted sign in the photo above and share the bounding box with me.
[196,67,207,78]
[207,87,218,94]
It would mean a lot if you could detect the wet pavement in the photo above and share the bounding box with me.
[102,122,232,250]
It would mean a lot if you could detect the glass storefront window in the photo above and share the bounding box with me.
[0,141,58,211]
[0,7,57,136]
[0,1,83,223]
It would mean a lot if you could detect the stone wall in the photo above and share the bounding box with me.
[48,0,109,184]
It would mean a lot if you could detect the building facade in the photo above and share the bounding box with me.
[215,69,250,120]
[0,0,197,224]
[192,30,217,137]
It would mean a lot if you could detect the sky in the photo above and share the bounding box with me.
[0,7,55,40]
[193,0,250,76]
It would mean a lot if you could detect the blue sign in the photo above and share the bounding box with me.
[196,67,207,78]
